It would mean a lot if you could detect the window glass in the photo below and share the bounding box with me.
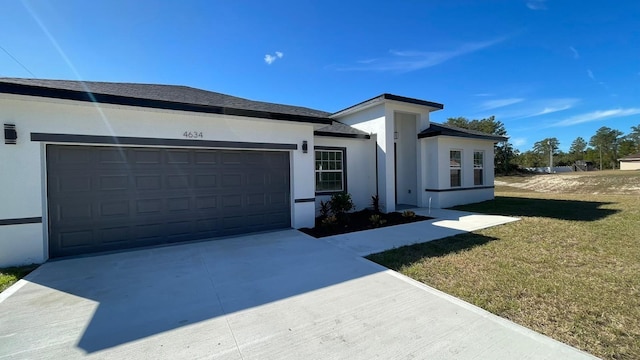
[450,150,462,187]
[315,149,345,192]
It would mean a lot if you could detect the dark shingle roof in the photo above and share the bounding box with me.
[332,93,444,117]
[314,121,370,139]
[619,152,640,160]
[0,78,332,124]
[418,122,508,142]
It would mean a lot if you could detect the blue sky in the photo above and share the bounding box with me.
[1,0,639,152]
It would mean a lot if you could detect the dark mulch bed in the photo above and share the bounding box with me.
[299,209,432,238]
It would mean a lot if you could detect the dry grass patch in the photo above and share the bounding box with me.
[368,191,640,359]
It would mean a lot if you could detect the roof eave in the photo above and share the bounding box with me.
[418,132,508,142]
[330,93,444,119]
[313,131,371,139]
[0,82,332,125]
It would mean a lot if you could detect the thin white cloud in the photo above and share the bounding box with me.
[480,98,524,111]
[474,93,494,97]
[264,51,284,65]
[511,137,527,147]
[552,108,640,127]
[335,37,508,72]
[587,69,595,80]
[569,46,580,59]
[526,0,547,10]
[520,98,580,118]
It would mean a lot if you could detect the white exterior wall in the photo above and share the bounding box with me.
[313,136,376,213]
[337,102,434,212]
[422,136,496,208]
[0,94,318,266]
[620,160,640,170]
[336,104,395,211]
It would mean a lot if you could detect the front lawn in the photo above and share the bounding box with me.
[367,190,640,360]
[0,265,38,293]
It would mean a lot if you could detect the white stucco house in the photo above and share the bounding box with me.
[0,78,506,266]
[618,152,640,170]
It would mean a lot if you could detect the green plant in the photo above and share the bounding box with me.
[369,214,387,227]
[402,210,416,218]
[371,195,381,213]
[319,200,331,218]
[321,215,337,227]
[329,192,355,216]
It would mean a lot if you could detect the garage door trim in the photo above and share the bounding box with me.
[32,132,298,150]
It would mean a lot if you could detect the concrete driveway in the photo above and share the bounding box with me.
[1,230,595,359]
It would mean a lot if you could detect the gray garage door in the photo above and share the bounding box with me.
[46,145,291,258]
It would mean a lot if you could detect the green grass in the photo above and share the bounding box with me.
[367,174,640,360]
[0,265,38,293]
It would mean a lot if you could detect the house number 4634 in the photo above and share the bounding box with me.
[183,131,203,139]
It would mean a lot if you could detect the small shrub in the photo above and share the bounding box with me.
[330,193,355,216]
[402,210,416,219]
[369,214,387,227]
[371,195,381,213]
[321,215,337,227]
[319,200,331,218]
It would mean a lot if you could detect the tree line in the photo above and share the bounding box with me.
[515,125,640,170]
[444,117,640,172]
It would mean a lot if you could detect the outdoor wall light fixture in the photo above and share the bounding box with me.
[4,124,17,145]
[302,140,308,153]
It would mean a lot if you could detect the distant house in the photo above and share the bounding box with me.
[618,153,640,170]
[0,78,506,266]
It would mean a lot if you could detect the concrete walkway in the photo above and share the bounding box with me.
[324,208,521,256]
[0,226,596,359]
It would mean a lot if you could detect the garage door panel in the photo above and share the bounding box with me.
[136,175,162,190]
[57,176,92,192]
[196,196,218,210]
[166,150,190,164]
[60,230,94,249]
[222,174,243,187]
[246,193,266,206]
[100,201,130,217]
[221,151,242,164]
[132,149,162,164]
[221,194,242,208]
[194,151,217,164]
[98,148,128,163]
[166,175,191,189]
[195,174,217,188]
[47,145,291,258]
[167,197,191,212]
[100,227,130,244]
[99,175,129,191]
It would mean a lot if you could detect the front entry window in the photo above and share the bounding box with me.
[450,150,462,187]
[315,149,345,193]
